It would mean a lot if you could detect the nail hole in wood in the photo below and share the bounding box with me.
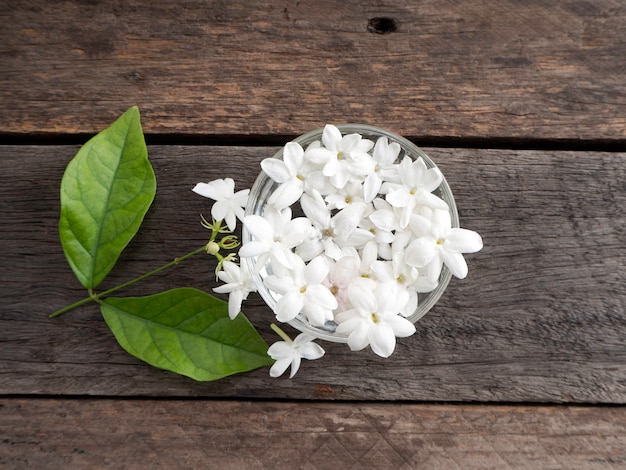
[367,17,398,34]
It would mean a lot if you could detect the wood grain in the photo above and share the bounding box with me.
[1,0,626,140]
[1,145,624,402]
[1,399,625,469]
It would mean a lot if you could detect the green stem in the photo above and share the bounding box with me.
[210,219,221,242]
[50,245,207,318]
[270,323,293,343]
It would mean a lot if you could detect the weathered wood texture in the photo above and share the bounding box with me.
[2,0,626,140]
[1,399,625,469]
[1,145,624,402]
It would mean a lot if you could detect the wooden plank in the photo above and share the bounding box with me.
[1,399,625,469]
[1,1,626,140]
[0,145,624,402]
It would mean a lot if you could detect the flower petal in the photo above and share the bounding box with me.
[386,315,417,338]
[211,200,229,223]
[446,228,483,254]
[305,284,338,310]
[268,341,292,358]
[422,166,443,193]
[282,218,313,247]
[369,208,395,231]
[347,283,377,316]
[408,214,432,237]
[293,333,316,345]
[417,190,449,211]
[261,158,291,183]
[329,164,350,188]
[363,173,382,203]
[405,238,437,267]
[238,240,271,258]
[424,256,444,284]
[368,322,396,358]
[407,158,427,187]
[283,142,304,173]
[269,248,294,272]
[346,321,370,351]
[376,282,409,316]
[302,303,330,326]
[224,210,237,232]
[385,188,412,208]
[323,154,338,177]
[263,274,293,295]
[299,342,325,360]
[322,239,343,260]
[332,203,365,241]
[221,260,240,280]
[275,292,304,323]
[233,189,250,207]
[243,215,274,242]
[213,283,235,294]
[269,357,292,378]
[322,124,342,150]
[343,228,375,248]
[340,133,362,152]
[441,251,469,279]
[227,289,244,319]
[374,137,401,165]
[296,238,324,261]
[303,256,330,285]
[191,178,234,200]
[301,192,331,228]
[305,147,334,165]
[268,180,303,209]
[288,354,302,378]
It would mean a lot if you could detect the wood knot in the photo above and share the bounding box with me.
[123,71,144,82]
[367,17,398,34]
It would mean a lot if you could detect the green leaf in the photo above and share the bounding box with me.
[59,106,156,289]
[101,288,274,381]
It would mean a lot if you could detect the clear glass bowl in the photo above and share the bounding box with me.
[243,124,459,343]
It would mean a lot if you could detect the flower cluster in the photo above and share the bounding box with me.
[194,125,482,377]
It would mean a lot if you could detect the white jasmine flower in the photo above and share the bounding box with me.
[335,280,416,357]
[413,261,443,293]
[268,333,325,378]
[355,240,379,279]
[369,252,419,317]
[388,224,440,292]
[299,190,373,260]
[305,124,373,189]
[384,156,449,228]
[363,136,401,202]
[264,255,338,326]
[323,253,360,312]
[299,141,337,196]
[360,200,397,260]
[192,178,249,231]
[405,209,483,279]
[239,206,313,275]
[366,206,396,238]
[324,181,366,210]
[261,142,306,210]
[213,261,256,319]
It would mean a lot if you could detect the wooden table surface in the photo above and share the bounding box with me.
[1,1,625,468]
